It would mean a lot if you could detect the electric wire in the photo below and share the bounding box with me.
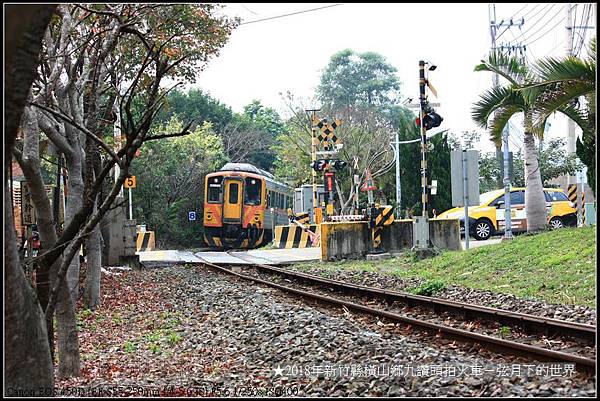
[525,14,566,46]
[507,3,529,21]
[520,5,564,45]
[520,3,541,21]
[510,4,555,42]
[240,4,342,25]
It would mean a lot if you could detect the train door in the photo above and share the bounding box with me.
[223,178,243,223]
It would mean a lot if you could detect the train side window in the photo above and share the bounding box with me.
[207,177,223,203]
[244,178,262,206]
[229,182,239,204]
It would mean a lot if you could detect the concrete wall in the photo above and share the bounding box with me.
[429,219,461,251]
[320,219,460,261]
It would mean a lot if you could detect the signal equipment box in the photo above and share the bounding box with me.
[294,184,326,223]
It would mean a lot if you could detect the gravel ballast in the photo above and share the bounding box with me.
[58,264,596,397]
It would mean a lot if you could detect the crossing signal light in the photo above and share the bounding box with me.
[330,160,347,170]
[415,112,443,131]
[310,159,328,172]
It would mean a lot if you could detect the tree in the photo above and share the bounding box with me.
[5,4,57,394]
[449,131,583,194]
[472,51,548,232]
[131,116,227,247]
[317,49,401,108]
[521,37,596,194]
[513,138,583,187]
[155,88,234,134]
[221,100,284,171]
[12,3,238,379]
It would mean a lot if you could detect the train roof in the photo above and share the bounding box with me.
[216,163,292,193]
[219,163,275,179]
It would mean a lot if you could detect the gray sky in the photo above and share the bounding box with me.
[192,3,595,153]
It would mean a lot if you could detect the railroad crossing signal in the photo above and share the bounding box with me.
[124,175,136,188]
[316,118,342,146]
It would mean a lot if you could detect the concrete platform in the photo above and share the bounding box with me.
[241,247,320,264]
[137,247,320,266]
[137,250,203,264]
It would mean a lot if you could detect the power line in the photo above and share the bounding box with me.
[240,4,342,25]
[574,4,593,56]
[507,3,529,21]
[510,4,554,39]
[525,14,566,46]
[520,5,563,44]
[520,4,540,20]
[511,4,555,42]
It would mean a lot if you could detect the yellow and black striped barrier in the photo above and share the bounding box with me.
[136,231,155,252]
[567,183,577,203]
[370,205,394,250]
[287,208,310,225]
[274,224,320,249]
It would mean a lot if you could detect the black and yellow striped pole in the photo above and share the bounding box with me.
[307,109,321,224]
[419,60,428,217]
[567,183,577,203]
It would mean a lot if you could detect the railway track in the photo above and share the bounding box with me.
[195,253,596,375]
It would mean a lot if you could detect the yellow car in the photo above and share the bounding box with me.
[436,188,577,240]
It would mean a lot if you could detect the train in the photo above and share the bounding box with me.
[203,163,294,249]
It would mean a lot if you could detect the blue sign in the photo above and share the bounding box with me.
[188,211,196,221]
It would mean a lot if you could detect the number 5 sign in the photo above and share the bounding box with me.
[124,175,136,188]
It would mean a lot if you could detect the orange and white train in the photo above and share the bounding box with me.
[203,163,293,249]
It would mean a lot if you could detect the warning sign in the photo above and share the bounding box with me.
[360,169,377,192]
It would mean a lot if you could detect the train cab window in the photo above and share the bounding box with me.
[244,178,262,205]
[208,176,223,203]
[228,182,239,204]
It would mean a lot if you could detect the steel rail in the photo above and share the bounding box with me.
[226,252,596,344]
[196,256,596,375]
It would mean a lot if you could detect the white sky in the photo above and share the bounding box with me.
[192,3,596,153]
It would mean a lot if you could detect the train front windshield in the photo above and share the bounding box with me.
[208,176,223,203]
[244,177,262,205]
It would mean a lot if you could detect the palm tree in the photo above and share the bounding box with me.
[472,51,548,232]
[521,37,596,193]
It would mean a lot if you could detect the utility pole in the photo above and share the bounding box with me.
[394,130,401,219]
[489,3,523,240]
[565,3,576,185]
[418,60,428,218]
[306,108,321,224]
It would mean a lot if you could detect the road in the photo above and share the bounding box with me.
[461,236,502,250]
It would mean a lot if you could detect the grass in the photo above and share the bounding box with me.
[297,226,596,307]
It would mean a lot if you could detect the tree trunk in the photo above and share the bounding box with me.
[5,5,57,393]
[17,106,82,379]
[523,130,547,232]
[4,184,55,395]
[84,224,102,309]
[64,148,84,304]
[54,280,81,379]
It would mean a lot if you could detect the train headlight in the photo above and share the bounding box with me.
[254,214,260,222]
[206,212,213,220]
